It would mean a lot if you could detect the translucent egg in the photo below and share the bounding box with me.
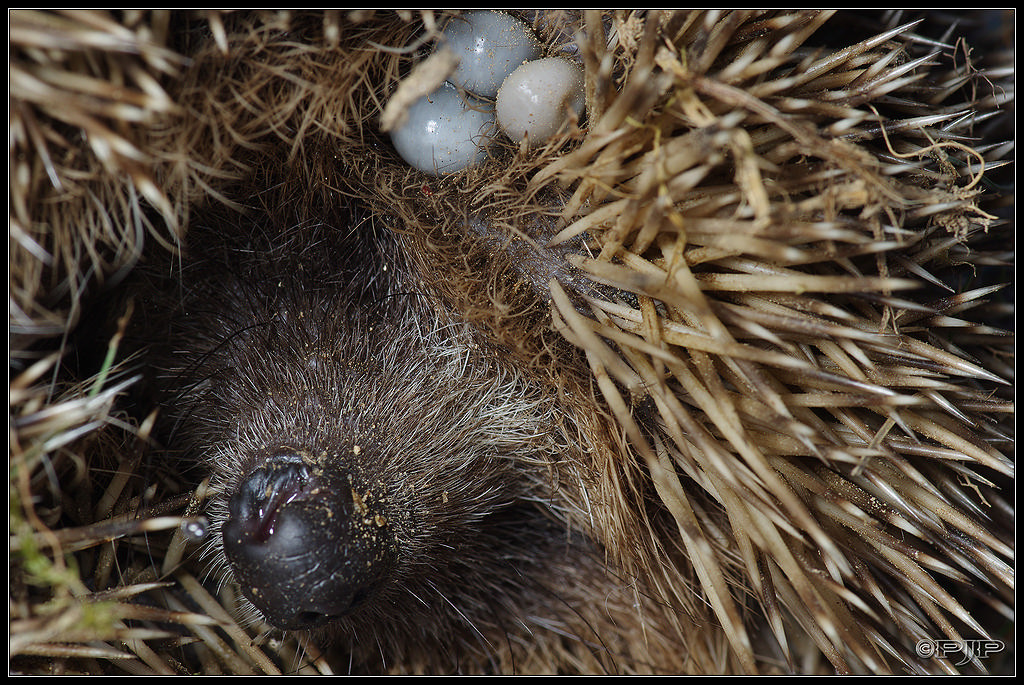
[441,10,543,98]
[496,57,585,147]
[180,516,209,542]
[390,82,496,175]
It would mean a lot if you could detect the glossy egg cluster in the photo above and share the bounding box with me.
[391,11,585,175]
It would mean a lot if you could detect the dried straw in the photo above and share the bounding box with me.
[9,9,1013,675]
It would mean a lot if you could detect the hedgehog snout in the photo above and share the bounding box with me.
[222,450,394,630]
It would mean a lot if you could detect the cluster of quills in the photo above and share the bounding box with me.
[390,10,585,175]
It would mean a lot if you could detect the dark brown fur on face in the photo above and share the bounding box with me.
[143,210,669,673]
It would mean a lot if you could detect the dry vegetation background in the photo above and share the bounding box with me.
[9,10,1014,675]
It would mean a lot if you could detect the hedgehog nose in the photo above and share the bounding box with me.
[222,451,393,630]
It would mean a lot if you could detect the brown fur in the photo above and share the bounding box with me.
[9,10,1013,676]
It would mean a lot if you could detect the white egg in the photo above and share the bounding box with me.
[496,57,585,147]
[441,10,543,98]
[390,82,496,175]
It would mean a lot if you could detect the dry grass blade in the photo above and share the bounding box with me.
[9,8,1012,676]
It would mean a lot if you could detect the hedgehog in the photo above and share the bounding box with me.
[8,9,1014,676]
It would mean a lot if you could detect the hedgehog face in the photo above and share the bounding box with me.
[153,218,603,654]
